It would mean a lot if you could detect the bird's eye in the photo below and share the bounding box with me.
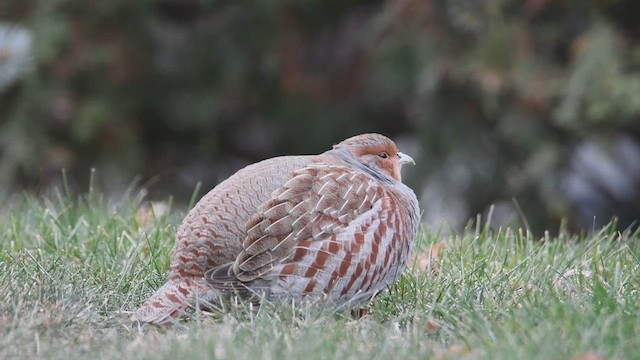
[378,152,388,159]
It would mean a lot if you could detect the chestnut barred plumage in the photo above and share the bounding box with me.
[132,133,420,324]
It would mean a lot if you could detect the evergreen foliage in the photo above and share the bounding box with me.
[2,1,640,231]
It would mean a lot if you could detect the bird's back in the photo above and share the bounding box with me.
[132,155,317,324]
[169,155,317,281]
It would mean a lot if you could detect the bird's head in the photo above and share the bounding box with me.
[332,133,415,182]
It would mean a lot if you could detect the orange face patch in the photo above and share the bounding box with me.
[354,143,402,181]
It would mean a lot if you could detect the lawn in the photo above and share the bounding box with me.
[1,186,638,359]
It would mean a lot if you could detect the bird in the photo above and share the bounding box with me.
[132,133,420,325]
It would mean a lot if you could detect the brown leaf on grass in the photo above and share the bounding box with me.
[136,201,170,227]
[573,351,606,360]
[410,241,446,276]
[434,344,481,360]
[425,318,438,332]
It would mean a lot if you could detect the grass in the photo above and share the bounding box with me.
[1,186,639,359]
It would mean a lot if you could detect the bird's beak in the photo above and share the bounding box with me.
[397,152,415,165]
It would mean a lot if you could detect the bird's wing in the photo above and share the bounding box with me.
[205,164,405,296]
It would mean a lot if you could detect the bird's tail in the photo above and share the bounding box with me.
[131,278,219,325]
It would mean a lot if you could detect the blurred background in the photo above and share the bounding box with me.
[2,0,640,234]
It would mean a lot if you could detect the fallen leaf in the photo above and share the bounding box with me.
[573,351,606,360]
[411,241,447,276]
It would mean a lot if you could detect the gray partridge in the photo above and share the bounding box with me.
[132,133,420,324]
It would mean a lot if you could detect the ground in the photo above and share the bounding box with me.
[1,189,638,359]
